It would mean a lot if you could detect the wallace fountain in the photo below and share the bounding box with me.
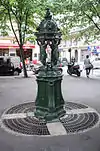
[1,8,100,136]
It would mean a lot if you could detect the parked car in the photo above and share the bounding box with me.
[91,57,100,69]
[0,56,22,75]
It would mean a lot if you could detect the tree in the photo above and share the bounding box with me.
[0,0,51,77]
[52,0,100,42]
[71,0,100,42]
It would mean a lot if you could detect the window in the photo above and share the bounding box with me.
[10,53,15,56]
[34,53,37,57]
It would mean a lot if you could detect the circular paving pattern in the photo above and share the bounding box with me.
[5,101,88,114]
[1,102,100,136]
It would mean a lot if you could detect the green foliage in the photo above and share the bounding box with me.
[52,0,100,42]
[0,0,52,44]
[0,0,52,77]
[0,0,100,43]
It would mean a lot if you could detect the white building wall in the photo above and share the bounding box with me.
[71,49,75,58]
[66,50,70,62]
[9,48,16,56]
[0,39,11,43]
[78,49,81,63]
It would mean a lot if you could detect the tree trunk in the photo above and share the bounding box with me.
[20,45,28,78]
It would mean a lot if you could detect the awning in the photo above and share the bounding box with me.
[0,43,35,49]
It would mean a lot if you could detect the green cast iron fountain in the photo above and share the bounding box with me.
[34,8,66,120]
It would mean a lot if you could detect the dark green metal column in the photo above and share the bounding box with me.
[34,8,66,121]
[34,68,65,120]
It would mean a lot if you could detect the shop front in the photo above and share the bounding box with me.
[0,43,35,60]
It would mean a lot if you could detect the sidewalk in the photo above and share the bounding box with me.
[81,69,100,79]
[0,68,100,80]
[0,70,100,151]
[63,66,100,79]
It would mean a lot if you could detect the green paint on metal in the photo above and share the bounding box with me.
[34,8,66,121]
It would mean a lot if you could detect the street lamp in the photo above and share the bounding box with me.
[34,8,66,121]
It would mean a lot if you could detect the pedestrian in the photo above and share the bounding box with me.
[84,55,93,78]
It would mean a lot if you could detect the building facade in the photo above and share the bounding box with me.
[0,36,100,63]
[0,36,35,60]
[59,38,100,63]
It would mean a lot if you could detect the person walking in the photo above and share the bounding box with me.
[84,55,93,78]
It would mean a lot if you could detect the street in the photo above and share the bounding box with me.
[0,74,100,151]
[0,1,100,150]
